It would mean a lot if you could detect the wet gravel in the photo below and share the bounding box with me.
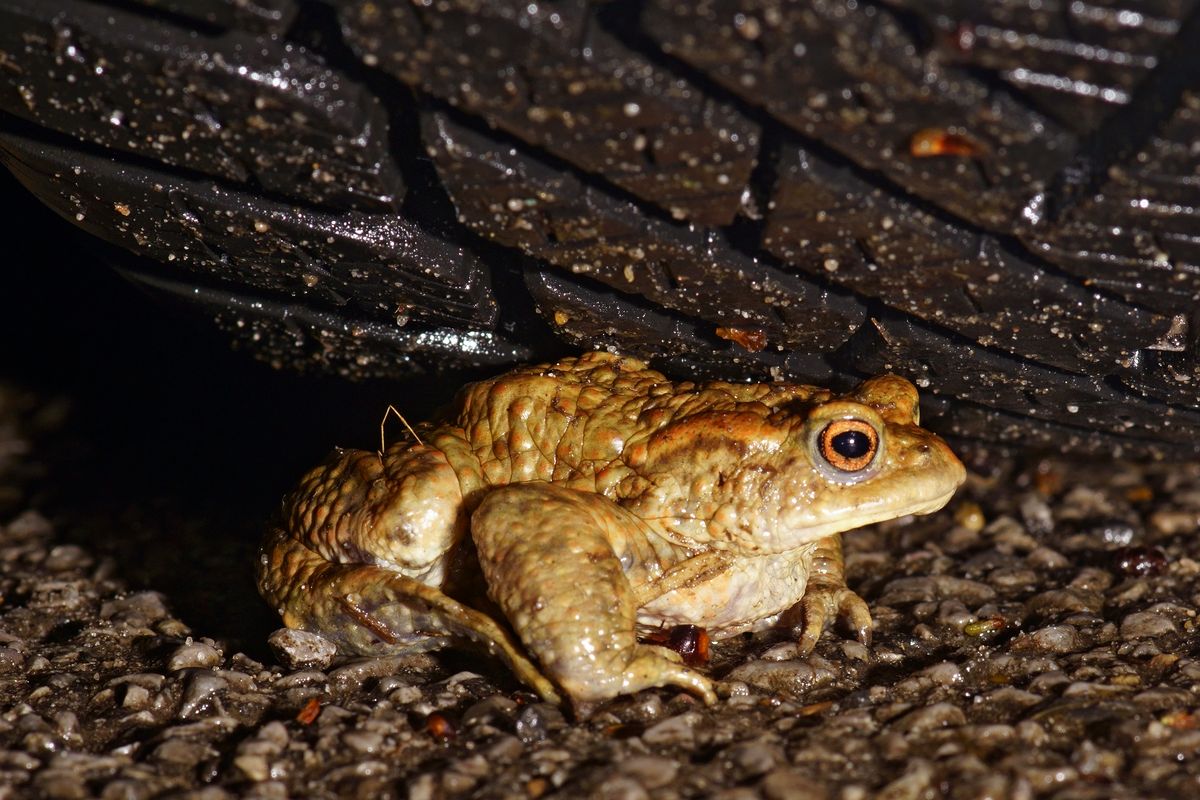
[4,376,1200,800]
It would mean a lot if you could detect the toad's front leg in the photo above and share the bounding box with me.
[471,483,718,715]
[795,534,872,654]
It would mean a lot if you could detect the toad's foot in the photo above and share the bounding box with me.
[796,535,873,655]
[471,483,717,716]
[258,526,561,703]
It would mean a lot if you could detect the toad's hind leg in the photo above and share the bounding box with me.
[471,483,717,714]
[257,527,561,703]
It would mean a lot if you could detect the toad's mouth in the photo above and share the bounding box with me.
[902,485,961,519]
[767,474,965,552]
[814,485,961,541]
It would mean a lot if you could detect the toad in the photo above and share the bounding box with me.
[258,352,965,711]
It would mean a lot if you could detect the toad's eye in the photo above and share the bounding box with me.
[817,419,879,472]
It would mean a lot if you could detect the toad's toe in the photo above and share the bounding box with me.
[797,585,873,655]
[566,644,717,718]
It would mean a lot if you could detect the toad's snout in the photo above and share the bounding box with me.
[902,428,967,512]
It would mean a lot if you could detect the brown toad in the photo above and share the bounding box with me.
[258,352,965,711]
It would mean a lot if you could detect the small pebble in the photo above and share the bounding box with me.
[408,774,436,800]
[1083,518,1137,546]
[723,738,782,780]
[989,566,1039,590]
[461,695,517,727]
[1023,625,1082,654]
[179,672,227,718]
[328,655,421,687]
[0,646,26,673]
[759,642,801,661]
[1073,741,1122,781]
[7,509,53,539]
[110,673,166,691]
[596,775,649,800]
[626,692,664,721]
[152,739,215,766]
[877,759,934,799]
[486,734,524,763]
[273,669,327,690]
[618,755,678,789]
[267,629,337,671]
[1025,587,1103,617]
[1019,494,1054,536]
[1026,546,1069,570]
[167,642,222,672]
[977,687,1043,712]
[725,658,836,696]
[33,771,87,800]
[238,721,289,758]
[342,730,384,755]
[53,711,82,745]
[1148,508,1200,536]
[233,754,270,782]
[1069,567,1115,592]
[514,703,565,744]
[889,703,966,735]
[44,544,92,572]
[878,576,995,605]
[100,592,170,627]
[1120,611,1178,639]
[98,778,154,800]
[761,768,829,800]
[641,712,702,747]
[1025,765,1078,792]
[921,662,963,686]
[841,641,870,662]
[953,501,986,532]
[121,684,151,710]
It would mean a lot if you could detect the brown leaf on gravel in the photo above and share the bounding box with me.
[295,697,321,725]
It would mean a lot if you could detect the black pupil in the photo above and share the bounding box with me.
[831,430,872,459]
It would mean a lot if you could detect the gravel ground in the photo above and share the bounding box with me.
[4,367,1200,800]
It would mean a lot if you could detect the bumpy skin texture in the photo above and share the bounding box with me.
[258,352,966,711]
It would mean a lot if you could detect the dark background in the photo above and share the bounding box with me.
[0,166,454,657]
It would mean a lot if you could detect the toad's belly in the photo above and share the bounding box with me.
[636,545,815,636]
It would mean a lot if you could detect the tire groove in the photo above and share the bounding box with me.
[1035,1,1200,226]
[421,110,865,354]
[609,0,1172,317]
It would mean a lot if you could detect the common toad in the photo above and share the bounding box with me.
[258,352,965,711]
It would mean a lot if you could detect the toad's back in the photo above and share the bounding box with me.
[431,352,826,493]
